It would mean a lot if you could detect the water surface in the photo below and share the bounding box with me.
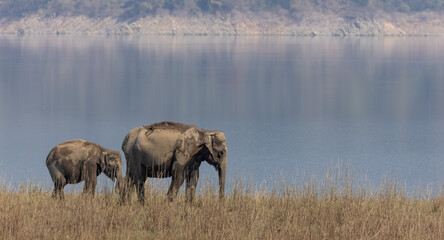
[1,36,443,192]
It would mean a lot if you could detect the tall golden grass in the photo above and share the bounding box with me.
[1,169,444,240]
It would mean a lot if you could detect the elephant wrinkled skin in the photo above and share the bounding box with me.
[121,121,227,203]
[46,139,123,198]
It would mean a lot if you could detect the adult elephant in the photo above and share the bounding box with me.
[46,139,123,198]
[121,121,227,203]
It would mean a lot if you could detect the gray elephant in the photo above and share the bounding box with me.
[121,121,227,203]
[46,139,123,198]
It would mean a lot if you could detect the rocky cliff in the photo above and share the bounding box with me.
[1,11,443,36]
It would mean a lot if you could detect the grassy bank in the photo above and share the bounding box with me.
[1,173,444,239]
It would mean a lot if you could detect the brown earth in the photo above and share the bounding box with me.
[1,10,444,36]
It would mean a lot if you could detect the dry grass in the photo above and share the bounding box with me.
[1,170,444,240]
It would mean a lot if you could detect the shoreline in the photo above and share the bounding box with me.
[1,11,444,36]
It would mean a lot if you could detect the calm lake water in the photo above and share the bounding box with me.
[1,36,443,192]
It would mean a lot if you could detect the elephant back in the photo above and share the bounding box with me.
[46,139,99,166]
[123,122,196,153]
[143,121,197,133]
[125,127,180,152]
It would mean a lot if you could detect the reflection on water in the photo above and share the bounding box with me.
[0,36,444,191]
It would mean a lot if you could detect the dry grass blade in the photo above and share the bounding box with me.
[1,169,444,240]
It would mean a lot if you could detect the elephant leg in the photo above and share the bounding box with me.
[53,178,66,200]
[83,163,98,196]
[167,163,185,202]
[83,177,97,196]
[186,169,199,203]
[135,179,146,204]
[120,175,134,204]
[135,165,147,204]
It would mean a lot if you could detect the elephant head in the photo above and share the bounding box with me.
[99,149,123,192]
[204,131,227,199]
[173,128,227,200]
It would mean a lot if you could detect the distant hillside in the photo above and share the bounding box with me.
[1,0,444,35]
[1,0,444,20]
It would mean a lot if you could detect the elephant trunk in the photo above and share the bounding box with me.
[111,170,123,193]
[114,170,123,193]
[218,156,227,199]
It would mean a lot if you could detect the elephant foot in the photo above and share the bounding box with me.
[52,192,64,200]
[138,197,145,205]
[119,193,128,205]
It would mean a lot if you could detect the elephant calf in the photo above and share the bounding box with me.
[46,139,123,199]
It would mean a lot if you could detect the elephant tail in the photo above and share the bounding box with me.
[121,133,130,154]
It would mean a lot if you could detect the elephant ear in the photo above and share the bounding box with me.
[98,152,107,172]
[204,131,219,160]
[175,128,200,165]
